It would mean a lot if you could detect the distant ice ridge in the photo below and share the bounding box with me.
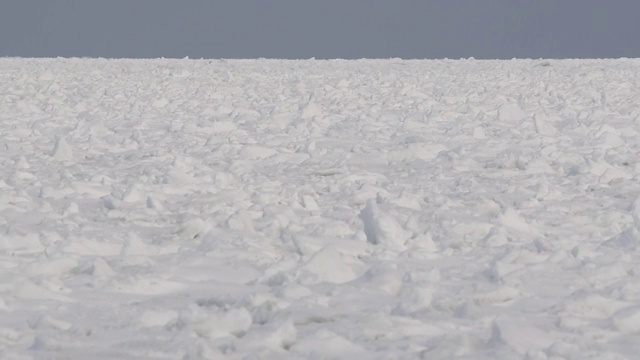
[1,58,640,358]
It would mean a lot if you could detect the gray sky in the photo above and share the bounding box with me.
[2,1,639,59]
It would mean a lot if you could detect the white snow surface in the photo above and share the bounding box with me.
[1,58,640,359]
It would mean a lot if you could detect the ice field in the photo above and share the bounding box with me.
[2,58,640,358]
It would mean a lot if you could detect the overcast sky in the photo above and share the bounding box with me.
[2,1,639,59]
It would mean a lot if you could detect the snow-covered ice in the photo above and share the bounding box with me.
[1,58,640,358]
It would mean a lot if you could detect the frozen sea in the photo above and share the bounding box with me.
[1,58,640,359]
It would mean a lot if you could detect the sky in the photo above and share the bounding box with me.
[1,1,639,59]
